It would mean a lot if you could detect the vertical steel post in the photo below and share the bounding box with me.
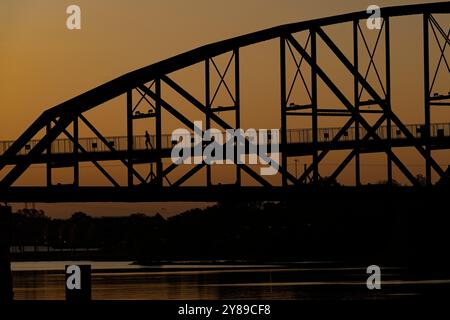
[155,78,163,187]
[234,48,241,186]
[46,122,52,187]
[353,20,361,186]
[127,90,134,187]
[386,17,393,185]
[280,37,288,187]
[73,115,79,187]
[311,29,319,185]
[423,13,432,186]
[205,59,212,187]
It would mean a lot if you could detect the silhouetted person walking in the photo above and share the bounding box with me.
[145,130,152,149]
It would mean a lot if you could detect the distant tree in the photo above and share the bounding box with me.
[376,179,402,186]
[130,213,148,219]
[319,176,341,187]
[17,208,47,218]
[70,211,90,221]
[415,174,427,186]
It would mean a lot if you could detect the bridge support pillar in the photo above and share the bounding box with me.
[0,205,13,302]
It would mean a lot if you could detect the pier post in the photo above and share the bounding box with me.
[65,264,92,302]
[0,205,13,302]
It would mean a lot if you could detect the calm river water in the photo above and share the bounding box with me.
[11,261,450,300]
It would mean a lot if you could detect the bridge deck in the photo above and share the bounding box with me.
[1,122,450,166]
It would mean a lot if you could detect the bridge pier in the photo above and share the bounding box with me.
[0,205,13,302]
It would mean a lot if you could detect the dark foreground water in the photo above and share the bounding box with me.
[11,261,450,300]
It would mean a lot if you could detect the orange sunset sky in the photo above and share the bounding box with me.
[0,0,449,217]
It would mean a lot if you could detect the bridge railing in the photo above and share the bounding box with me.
[0,133,185,156]
[46,134,178,154]
[0,141,14,156]
[286,122,450,144]
[1,123,450,156]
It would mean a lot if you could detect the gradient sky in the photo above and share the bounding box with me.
[0,0,449,217]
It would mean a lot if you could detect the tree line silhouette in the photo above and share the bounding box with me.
[10,191,450,274]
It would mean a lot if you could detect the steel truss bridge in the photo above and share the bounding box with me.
[0,2,449,202]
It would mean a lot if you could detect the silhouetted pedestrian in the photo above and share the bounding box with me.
[145,130,151,149]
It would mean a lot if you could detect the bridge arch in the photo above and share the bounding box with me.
[0,2,449,200]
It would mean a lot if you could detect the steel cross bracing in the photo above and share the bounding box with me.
[0,2,449,202]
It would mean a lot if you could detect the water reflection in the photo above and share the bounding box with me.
[11,261,450,300]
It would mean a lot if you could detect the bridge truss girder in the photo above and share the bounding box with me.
[0,3,449,199]
[280,13,449,187]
